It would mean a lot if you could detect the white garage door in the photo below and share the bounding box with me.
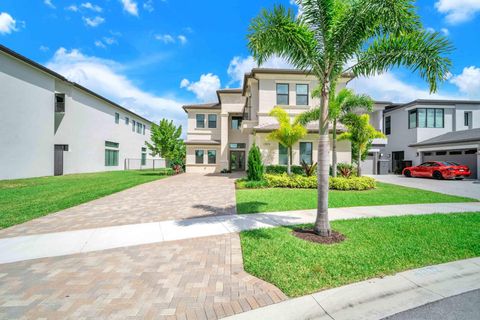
[360,155,375,175]
[422,149,478,179]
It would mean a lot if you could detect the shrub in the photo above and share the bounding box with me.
[336,163,358,178]
[247,143,264,181]
[301,161,317,177]
[330,176,376,190]
[265,165,303,175]
[236,178,269,189]
[156,168,175,175]
[264,173,317,188]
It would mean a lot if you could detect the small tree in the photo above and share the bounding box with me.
[146,119,185,168]
[247,143,264,181]
[338,114,385,176]
[268,107,307,175]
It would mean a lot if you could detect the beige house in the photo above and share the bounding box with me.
[183,68,352,173]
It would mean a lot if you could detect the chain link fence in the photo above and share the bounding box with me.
[124,159,166,171]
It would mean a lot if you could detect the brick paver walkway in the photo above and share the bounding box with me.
[0,173,237,238]
[0,233,286,319]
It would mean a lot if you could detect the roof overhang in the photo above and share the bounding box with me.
[184,140,221,146]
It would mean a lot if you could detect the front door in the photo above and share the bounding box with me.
[391,151,404,174]
[54,145,64,176]
[230,151,245,171]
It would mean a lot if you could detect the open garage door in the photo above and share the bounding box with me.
[422,149,478,179]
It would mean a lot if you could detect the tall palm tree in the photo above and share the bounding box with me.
[297,88,373,177]
[247,0,452,236]
[338,114,385,176]
[268,107,307,175]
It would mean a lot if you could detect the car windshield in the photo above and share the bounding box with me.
[437,161,457,166]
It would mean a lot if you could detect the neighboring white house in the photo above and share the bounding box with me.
[381,100,480,178]
[0,45,164,180]
[183,68,352,173]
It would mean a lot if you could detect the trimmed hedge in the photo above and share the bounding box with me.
[155,168,175,175]
[265,165,304,175]
[239,173,376,190]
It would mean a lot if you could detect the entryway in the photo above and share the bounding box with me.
[54,145,68,176]
[230,150,245,171]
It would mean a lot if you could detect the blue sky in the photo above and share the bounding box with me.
[1,0,480,129]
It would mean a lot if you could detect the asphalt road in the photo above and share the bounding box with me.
[384,289,480,320]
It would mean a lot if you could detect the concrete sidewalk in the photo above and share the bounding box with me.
[223,257,480,320]
[1,202,479,264]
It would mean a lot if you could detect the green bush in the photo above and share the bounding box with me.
[265,165,304,175]
[155,168,175,175]
[336,163,358,178]
[247,143,264,181]
[236,179,269,189]
[330,176,376,190]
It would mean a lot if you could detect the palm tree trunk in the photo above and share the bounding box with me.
[332,119,337,177]
[357,148,362,177]
[287,146,292,175]
[314,82,331,237]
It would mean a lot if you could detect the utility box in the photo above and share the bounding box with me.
[377,159,390,175]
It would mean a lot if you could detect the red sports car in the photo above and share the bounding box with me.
[402,161,471,180]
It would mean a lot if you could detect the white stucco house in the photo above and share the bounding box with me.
[183,68,353,173]
[0,45,164,180]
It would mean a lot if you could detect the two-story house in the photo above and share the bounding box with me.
[382,99,480,178]
[183,68,353,173]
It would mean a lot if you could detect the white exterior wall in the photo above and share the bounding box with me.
[454,105,480,131]
[383,108,419,165]
[0,51,161,180]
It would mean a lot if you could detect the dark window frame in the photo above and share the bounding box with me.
[231,116,243,130]
[276,83,289,105]
[408,108,444,129]
[196,114,205,128]
[207,150,217,164]
[300,142,313,165]
[279,143,288,165]
[55,93,65,113]
[296,84,309,106]
[115,112,120,124]
[208,114,217,128]
[195,150,204,164]
[385,116,391,135]
[464,111,472,127]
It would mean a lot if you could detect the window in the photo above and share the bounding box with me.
[196,114,205,128]
[300,142,313,165]
[208,150,217,164]
[409,108,444,128]
[449,151,462,155]
[296,84,309,105]
[465,112,472,127]
[115,112,120,124]
[55,93,65,113]
[279,143,288,165]
[137,122,142,134]
[229,143,246,149]
[208,114,217,128]
[465,149,477,154]
[195,150,204,164]
[423,152,432,156]
[141,147,147,165]
[125,117,129,125]
[231,116,243,129]
[436,151,447,156]
[276,83,289,105]
[142,124,146,135]
[385,116,391,135]
[132,120,136,132]
[105,141,119,166]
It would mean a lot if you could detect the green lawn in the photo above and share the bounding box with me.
[236,182,476,214]
[0,170,169,229]
[240,212,480,297]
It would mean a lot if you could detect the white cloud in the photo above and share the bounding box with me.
[0,12,18,35]
[83,16,105,27]
[450,66,480,97]
[143,0,154,12]
[155,34,175,43]
[180,74,221,102]
[81,2,102,12]
[435,0,480,24]
[426,26,450,36]
[348,71,458,103]
[46,48,188,127]
[95,36,118,48]
[120,0,139,16]
[94,40,106,48]
[39,45,50,52]
[227,55,293,85]
[44,0,56,9]
[177,35,187,44]
[66,5,78,12]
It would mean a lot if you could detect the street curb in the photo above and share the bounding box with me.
[222,257,480,320]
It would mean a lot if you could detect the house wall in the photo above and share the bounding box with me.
[454,105,480,131]
[0,51,161,180]
[186,145,221,173]
[186,109,222,141]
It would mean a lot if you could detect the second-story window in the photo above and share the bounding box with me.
[385,116,391,135]
[132,120,136,132]
[464,111,472,127]
[208,114,217,128]
[125,117,129,125]
[409,108,444,128]
[296,84,309,105]
[115,112,120,124]
[231,116,243,130]
[196,114,205,128]
[276,83,289,105]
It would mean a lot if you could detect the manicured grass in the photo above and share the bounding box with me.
[236,182,476,214]
[0,170,169,229]
[240,212,480,297]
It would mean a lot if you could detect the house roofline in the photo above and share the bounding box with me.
[384,99,480,113]
[0,44,154,125]
[409,137,480,147]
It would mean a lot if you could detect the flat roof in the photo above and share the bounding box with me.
[410,128,480,147]
[385,99,480,113]
[0,44,153,124]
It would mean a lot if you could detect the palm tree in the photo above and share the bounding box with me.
[297,88,373,177]
[338,114,386,176]
[247,0,452,236]
[268,107,307,175]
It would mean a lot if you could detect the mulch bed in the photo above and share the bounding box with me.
[292,228,346,244]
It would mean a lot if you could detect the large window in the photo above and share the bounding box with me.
[105,141,119,166]
[208,114,217,128]
[195,150,204,164]
[276,83,289,105]
[231,116,243,129]
[196,114,205,128]
[141,147,147,165]
[300,142,313,165]
[385,116,391,135]
[208,150,217,164]
[115,112,120,124]
[279,143,288,165]
[408,108,444,128]
[296,84,309,105]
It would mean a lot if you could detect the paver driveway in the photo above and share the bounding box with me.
[0,173,237,238]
